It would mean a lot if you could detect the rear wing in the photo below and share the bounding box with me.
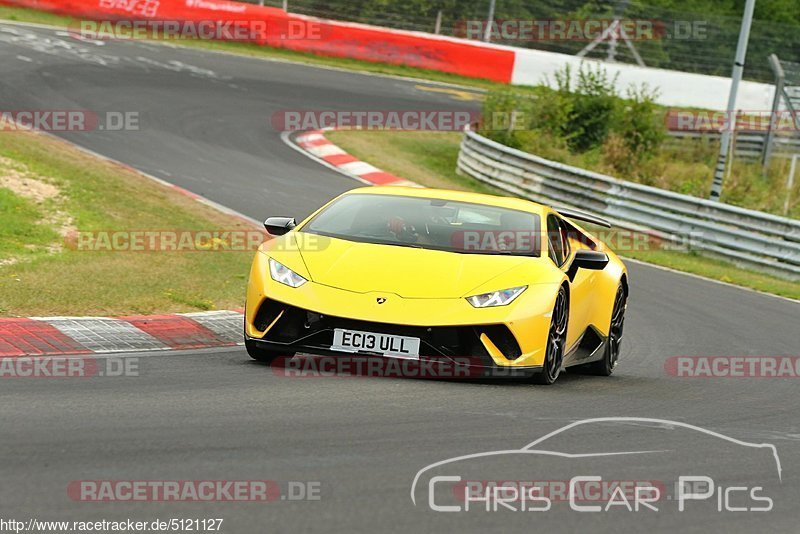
[555,207,611,229]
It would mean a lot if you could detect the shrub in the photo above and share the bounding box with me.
[563,64,620,152]
[611,84,665,159]
[479,88,534,149]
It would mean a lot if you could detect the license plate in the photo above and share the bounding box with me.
[331,329,421,359]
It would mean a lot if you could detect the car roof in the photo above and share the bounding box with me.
[341,186,547,215]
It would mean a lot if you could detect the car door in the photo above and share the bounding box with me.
[546,214,594,351]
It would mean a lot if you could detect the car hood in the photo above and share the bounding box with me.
[294,234,550,299]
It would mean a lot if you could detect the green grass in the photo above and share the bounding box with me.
[0,130,255,317]
[327,130,800,300]
[0,188,58,261]
[0,5,69,26]
[327,131,497,194]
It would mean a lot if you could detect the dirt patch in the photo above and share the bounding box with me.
[0,156,61,204]
[0,156,75,257]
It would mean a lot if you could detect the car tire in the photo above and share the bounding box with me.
[245,339,292,364]
[533,285,569,385]
[577,284,627,376]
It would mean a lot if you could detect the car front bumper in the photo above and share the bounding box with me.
[246,250,555,370]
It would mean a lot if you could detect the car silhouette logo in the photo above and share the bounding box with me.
[376,297,387,304]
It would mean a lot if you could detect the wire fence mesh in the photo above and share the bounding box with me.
[235,0,799,83]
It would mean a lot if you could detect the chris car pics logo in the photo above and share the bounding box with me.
[410,417,781,514]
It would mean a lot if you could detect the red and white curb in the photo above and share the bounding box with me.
[0,311,243,357]
[292,129,421,187]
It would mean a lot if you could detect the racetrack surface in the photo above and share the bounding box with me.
[1,23,799,532]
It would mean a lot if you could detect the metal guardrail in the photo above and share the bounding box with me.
[666,130,800,161]
[457,129,800,280]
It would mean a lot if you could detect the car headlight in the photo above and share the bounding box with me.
[268,258,308,288]
[466,286,527,308]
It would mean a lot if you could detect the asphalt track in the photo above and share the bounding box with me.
[1,23,799,533]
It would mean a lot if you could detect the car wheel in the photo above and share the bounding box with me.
[534,286,568,385]
[579,284,627,376]
[245,339,292,364]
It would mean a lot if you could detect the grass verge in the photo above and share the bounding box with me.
[326,130,800,300]
[0,130,255,317]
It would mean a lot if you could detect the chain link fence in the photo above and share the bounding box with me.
[781,59,800,105]
[236,0,799,83]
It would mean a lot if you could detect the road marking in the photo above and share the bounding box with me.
[0,20,487,93]
[414,84,484,102]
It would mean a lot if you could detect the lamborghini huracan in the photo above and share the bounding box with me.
[244,187,628,384]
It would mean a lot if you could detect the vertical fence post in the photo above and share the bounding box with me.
[725,110,738,183]
[786,154,799,216]
[763,54,785,173]
[709,0,757,201]
[434,10,443,34]
[483,0,496,42]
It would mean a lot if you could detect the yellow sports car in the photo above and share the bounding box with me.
[245,187,628,384]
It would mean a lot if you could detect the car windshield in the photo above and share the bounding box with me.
[301,194,541,256]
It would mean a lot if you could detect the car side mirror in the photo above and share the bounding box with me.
[567,250,609,280]
[264,217,296,236]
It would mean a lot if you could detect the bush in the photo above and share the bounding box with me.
[475,65,795,218]
[563,64,619,152]
[480,63,665,170]
[479,88,535,149]
[612,85,665,158]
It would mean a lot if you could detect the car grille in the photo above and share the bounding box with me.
[254,298,522,362]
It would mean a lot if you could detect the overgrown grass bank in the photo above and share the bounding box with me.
[480,65,800,218]
[0,130,255,317]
